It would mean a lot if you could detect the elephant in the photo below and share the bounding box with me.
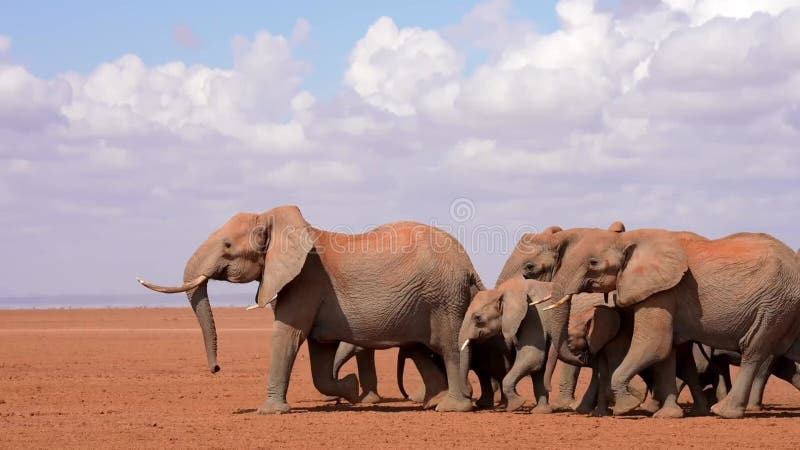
[458,277,590,413]
[137,206,480,413]
[545,228,800,418]
[492,220,628,408]
[684,344,800,411]
[566,303,710,416]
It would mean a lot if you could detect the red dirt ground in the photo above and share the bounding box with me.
[2,308,800,449]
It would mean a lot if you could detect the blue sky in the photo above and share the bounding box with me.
[1,0,564,96]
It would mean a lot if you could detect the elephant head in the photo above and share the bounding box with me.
[495,222,626,286]
[458,278,583,365]
[566,304,621,360]
[549,228,689,317]
[137,205,314,372]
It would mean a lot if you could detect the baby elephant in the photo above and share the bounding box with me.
[458,278,589,413]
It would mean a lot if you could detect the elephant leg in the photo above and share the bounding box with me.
[433,345,473,412]
[650,351,684,418]
[475,371,495,409]
[576,368,599,414]
[746,355,773,411]
[258,321,305,414]
[501,346,545,412]
[676,344,710,416]
[711,348,768,419]
[404,347,448,408]
[531,368,552,414]
[307,338,360,404]
[610,299,674,416]
[638,371,661,413]
[355,349,382,404]
[553,363,581,410]
[770,357,800,391]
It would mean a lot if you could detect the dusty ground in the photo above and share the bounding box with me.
[2,308,800,449]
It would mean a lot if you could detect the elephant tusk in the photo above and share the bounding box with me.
[529,294,553,306]
[460,339,470,352]
[248,294,278,310]
[137,275,208,294]
[542,294,572,311]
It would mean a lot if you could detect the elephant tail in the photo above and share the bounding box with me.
[397,348,410,399]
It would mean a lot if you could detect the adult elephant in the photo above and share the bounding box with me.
[137,206,479,413]
[544,229,800,418]
[686,344,800,411]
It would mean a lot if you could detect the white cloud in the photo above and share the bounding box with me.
[345,17,462,116]
[262,160,362,188]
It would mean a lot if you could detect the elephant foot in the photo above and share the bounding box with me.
[497,393,508,410]
[257,399,291,415]
[475,394,495,410]
[612,389,642,416]
[551,395,576,410]
[423,390,447,410]
[531,403,553,415]
[360,390,382,404]
[710,399,745,419]
[576,402,594,415]
[653,404,684,419]
[504,394,526,412]
[339,374,361,404]
[435,394,474,412]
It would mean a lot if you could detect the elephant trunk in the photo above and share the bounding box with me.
[457,323,474,398]
[546,294,585,366]
[184,249,220,373]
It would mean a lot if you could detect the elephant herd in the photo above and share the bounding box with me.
[138,206,800,418]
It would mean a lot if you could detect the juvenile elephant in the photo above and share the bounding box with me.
[458,278,583,413]
[546,229,800,418]
[138,206,479,413]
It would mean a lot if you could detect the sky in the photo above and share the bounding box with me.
[1,0,799,301]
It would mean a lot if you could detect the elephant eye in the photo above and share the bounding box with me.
[588,257,599,267]
[223,240,232,249]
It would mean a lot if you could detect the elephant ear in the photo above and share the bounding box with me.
[616,236,688,307]
[255,206,314,307]
[587,306,620,354]
[500,283,531,344]
[607,221,626,233]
